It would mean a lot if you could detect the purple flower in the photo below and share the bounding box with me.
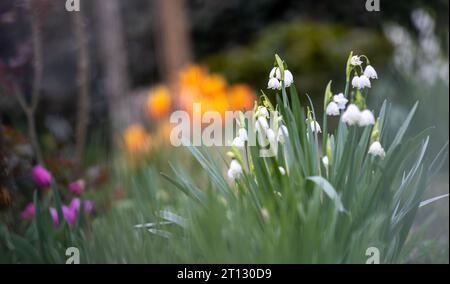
[68,179,85,195]
[20,203,35,220]
[31,165,52,188]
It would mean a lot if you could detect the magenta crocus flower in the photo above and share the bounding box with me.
[31,165,52,188]
[70,198,94,215]
[83,200,94,214]
[49,207,59,227]
[20,203,36,220]
[62,205,77,225]
[68,179,85,195]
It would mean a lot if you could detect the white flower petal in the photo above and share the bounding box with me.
[351,55,363,66]
[333,93,348,110]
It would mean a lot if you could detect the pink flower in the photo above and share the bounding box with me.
[20,203,36,220]
[68,179,85,195]
[31,165,52,188]
[49,207,59,227]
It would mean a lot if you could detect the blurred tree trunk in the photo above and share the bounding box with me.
[95,0,130,142]
[155,0,192,86]
[73,9,90,173]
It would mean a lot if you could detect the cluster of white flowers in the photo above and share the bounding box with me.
[350,55,378,89]
[267,67,294,90]
[254,106,289,145]
[326,93,349,116]
[341,104,375,127]
[228,106,289,181]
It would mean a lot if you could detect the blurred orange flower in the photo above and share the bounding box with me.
[200,74,227,98]
[179,64,206,88]
[176,64,255,117]
[228,84,255,112]
[146,86,172,120]
[123,124,151,154]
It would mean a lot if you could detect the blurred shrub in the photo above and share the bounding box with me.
[204,20,392,101]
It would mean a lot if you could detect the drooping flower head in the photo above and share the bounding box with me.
[342,104,362,126]
[364,65,378,79]
[310,120,322,133]
[358,110,376,126]
[326,101,340,116]
[31,165,52,188]
[368,141,386,158]
[227,159,243,181]
[277,124,289,144]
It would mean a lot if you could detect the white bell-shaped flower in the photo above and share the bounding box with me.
[368,141,386,158]
[326,101,340,116]
[277,124,289,144]
[238,128,248,141]
[257,106,269,118]
[310,120,322,133]
[342,104,361,126]
[283,70,294,87]
[232,136,245,149]
[256,116,269,132]
[268,77,281,90]
[269,67,281,79]
[358,110,375,126]
[227,160,243,181]
[364,65,378,79]
[359,75,371,88]
[352,76,362,89]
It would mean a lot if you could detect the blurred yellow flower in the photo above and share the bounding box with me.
[146,86,172,120]
[123,124,151,154]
